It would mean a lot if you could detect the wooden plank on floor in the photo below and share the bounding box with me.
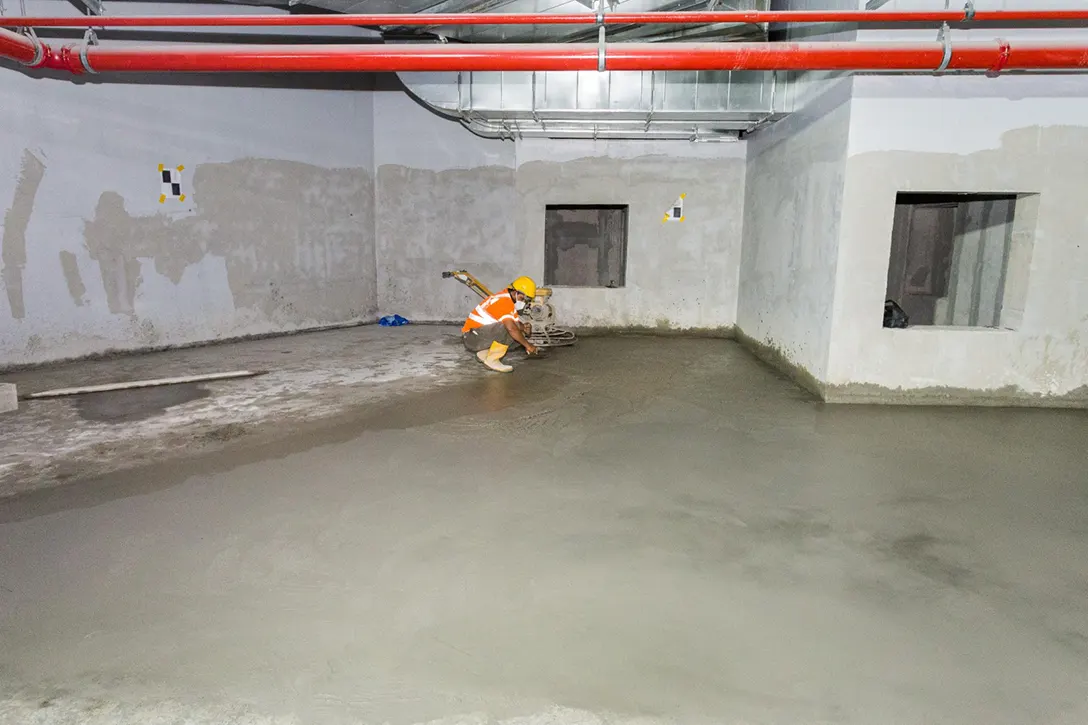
[23,370,267,400]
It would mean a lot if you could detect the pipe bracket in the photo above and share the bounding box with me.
[963,1,976,23]
[79,28,98,74]
[935,22,952,73]
[17,26,44,67]
[597,24,605,72]
[596,0,606,72]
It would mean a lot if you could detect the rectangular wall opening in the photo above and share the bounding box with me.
[544,205,628,288]
[886,192,1036,329]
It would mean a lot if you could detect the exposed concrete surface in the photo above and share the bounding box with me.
[2,337,1088,725]
[371,89,517,324]
[82,161,373,319]
[372,90,746,330]
[1,150,45,321]
[821,380,1088,408]
[739,56,1088,403]
[0,326,473,498]
[737,326,1088,408]
[0,67,375,367]
[833,109,1088,397]
[734,326,825,400]
[516,152,744,331]
[738,78,853,382]
[57,250,87,308]
[375,164,518,322]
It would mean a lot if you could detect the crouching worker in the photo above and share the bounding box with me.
[462,276,540,372]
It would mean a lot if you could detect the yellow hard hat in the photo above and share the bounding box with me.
[509,276,537,299]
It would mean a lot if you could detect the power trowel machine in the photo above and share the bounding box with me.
[442,270,577,349]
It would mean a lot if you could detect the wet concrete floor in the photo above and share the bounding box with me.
[72,383,212,424]
[1,337,1087,725]
[0,325,470,498]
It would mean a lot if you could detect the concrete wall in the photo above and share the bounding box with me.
[736,0,857,381]
[372,87,517,324]
[0,70,375,367]
[822,0,1088,401]
[828,74,1088,402]
[374,86,746,330]
[515,139,745,330]
[9,0,1085,404]
[735,0,1088,404]
[0,2,378,368]
[737,83,853,382]
[3,66,745,368]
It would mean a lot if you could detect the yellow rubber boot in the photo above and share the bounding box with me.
[476,342,513,373]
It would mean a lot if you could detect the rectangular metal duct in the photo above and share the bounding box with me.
[399,67,779,139]
[384,0,779,139]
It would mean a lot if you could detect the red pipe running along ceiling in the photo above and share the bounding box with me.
[3,5,1088,76]
[2,9,1088,28]
[2,31,1087,75]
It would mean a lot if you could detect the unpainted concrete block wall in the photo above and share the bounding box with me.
[736,0,857,382]
[516,139,744,330]
[737,81,853,383]
[2,74,746,369]
[6,0,1087,406]
[820,14,1088,401]
[372,89,518,324]
[829,75,1088,401]
[373,90,745,330]
[0,72,376,368]
[737,3,1088,403]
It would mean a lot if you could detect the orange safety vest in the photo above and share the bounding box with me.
[462,292,519,333]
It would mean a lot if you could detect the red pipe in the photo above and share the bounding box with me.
[4,33,1087,75]
[2,9,1088,29]
[604,41,1088,73]
[72,43,599,73]
[0,26,38,65]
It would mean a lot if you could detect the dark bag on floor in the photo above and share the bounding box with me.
[883,300,909,329]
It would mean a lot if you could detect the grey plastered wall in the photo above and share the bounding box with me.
[515,139,745,330]
[737,86,852,382]
[372,87,517,322]
[0,70,376,367]
[734,0,857,382]
[374,87,746,329]
[828,73,1088,400]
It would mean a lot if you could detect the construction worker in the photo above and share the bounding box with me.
[462,276,540,372]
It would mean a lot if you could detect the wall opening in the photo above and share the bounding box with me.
[885,193,1036,329]
[544,205,628,288]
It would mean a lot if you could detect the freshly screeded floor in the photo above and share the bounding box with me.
[1,330,1087,725]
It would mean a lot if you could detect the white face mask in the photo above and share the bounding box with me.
[514,300,526,311]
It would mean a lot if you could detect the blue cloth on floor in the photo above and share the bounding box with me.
[379,314,411,327]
